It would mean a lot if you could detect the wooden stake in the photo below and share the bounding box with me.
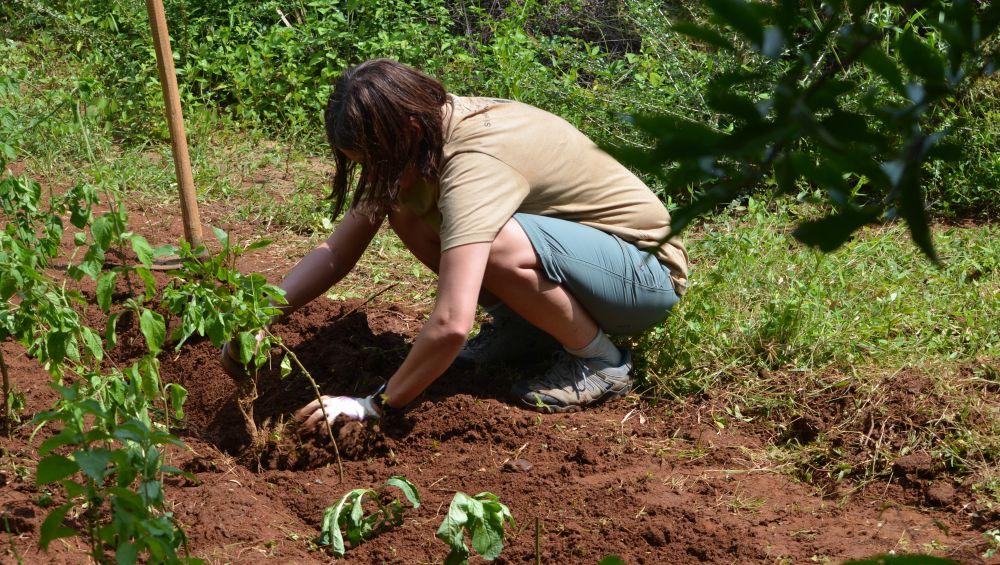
[145,0,202,246]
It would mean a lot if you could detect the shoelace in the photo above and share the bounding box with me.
[533,352,604,393]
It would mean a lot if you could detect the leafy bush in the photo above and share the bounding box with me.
[1,112,195,561]
[6,1,996,219]
[615,0,1000,252]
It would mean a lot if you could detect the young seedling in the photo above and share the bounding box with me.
[160,227,285,439]
[318,476,420,557]
[436,491,514,564]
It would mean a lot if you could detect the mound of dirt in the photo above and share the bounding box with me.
[249,416,388,471]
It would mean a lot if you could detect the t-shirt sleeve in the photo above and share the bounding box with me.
[438,152,530,251]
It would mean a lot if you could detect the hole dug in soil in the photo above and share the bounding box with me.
[141,299,411,469]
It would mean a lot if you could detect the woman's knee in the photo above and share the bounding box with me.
[486,219,538,275]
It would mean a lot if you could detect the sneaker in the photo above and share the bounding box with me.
[455,308,559,367]
[512,350,633,413]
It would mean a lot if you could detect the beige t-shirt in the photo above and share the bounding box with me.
[398,95,689,293]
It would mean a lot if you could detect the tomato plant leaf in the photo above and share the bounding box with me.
[319,488,369,556]
[237,331,256,365]
[81,326,104,363]
[91,214,112,250]
[115,542,139,565]
[212,226,230,251]
[104,312,121,349]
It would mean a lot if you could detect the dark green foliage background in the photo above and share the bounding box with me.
[1,0,997,219]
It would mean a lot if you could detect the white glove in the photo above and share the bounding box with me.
[294,395,379,431]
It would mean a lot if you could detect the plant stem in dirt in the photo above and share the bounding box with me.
[236,378,260,442]
[535,517,541,565]
[271,334,344,482]
[0,348,11,435]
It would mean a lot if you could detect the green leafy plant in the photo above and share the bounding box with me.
[617,0,1000,259]
[1,139,195,561]
[984,528,1000,559]
[34,359,193,564]
[436,491,514,565]
[159,227,285,436]
[318,476,420,557]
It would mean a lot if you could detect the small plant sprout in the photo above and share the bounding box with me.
[318,476,420,557]
[436,491,514,564]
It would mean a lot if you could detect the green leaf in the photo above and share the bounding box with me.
[319,488,369,556]
[39,431,79,457]
[471,511,503,560]
[599,557,628,565]
[237,331,256,365]
[705,0,763,46]
[105,312,121,349]
[115,542,139,565]
[897,30,945,84]
[39,503,76,550]
[139,309,166,355]
[130,234,154,267]
[81,326,104,363]
[670,22,733,51]
[212,226,230,251]
[73,448,112,481]
[792,208,880,252]
[862,48,905,96]
[386,476,420,508]
[96,271,117,312]
[91,214,113,250]
[165,383,187,420]
[244,238,273,252]
[36,455,79,484]
[45,331,69,366]
[897,175,938,263]
[279,355,292,379]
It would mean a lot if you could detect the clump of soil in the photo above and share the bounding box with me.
[249,416,387,471]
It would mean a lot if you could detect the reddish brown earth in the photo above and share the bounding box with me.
[2,293,995,564]
[0,193,995,564]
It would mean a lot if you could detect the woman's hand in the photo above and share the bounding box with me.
[218,331,265,383]
[294,395,380,431]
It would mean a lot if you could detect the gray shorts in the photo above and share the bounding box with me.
[513,213,679,335]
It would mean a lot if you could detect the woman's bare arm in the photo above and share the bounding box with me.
[276,210,383,315]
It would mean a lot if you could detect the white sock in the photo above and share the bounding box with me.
[566,329,621,367]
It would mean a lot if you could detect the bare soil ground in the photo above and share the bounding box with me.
[1,200,996,564]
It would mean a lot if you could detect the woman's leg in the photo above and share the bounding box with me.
[482,219,598,350]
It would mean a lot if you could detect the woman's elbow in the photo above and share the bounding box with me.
[430,311,473,345]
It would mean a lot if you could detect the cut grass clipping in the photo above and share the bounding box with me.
[318,476,420,557]
[436,491,514,564]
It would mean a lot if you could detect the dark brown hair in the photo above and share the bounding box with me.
[325,59,448,219]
